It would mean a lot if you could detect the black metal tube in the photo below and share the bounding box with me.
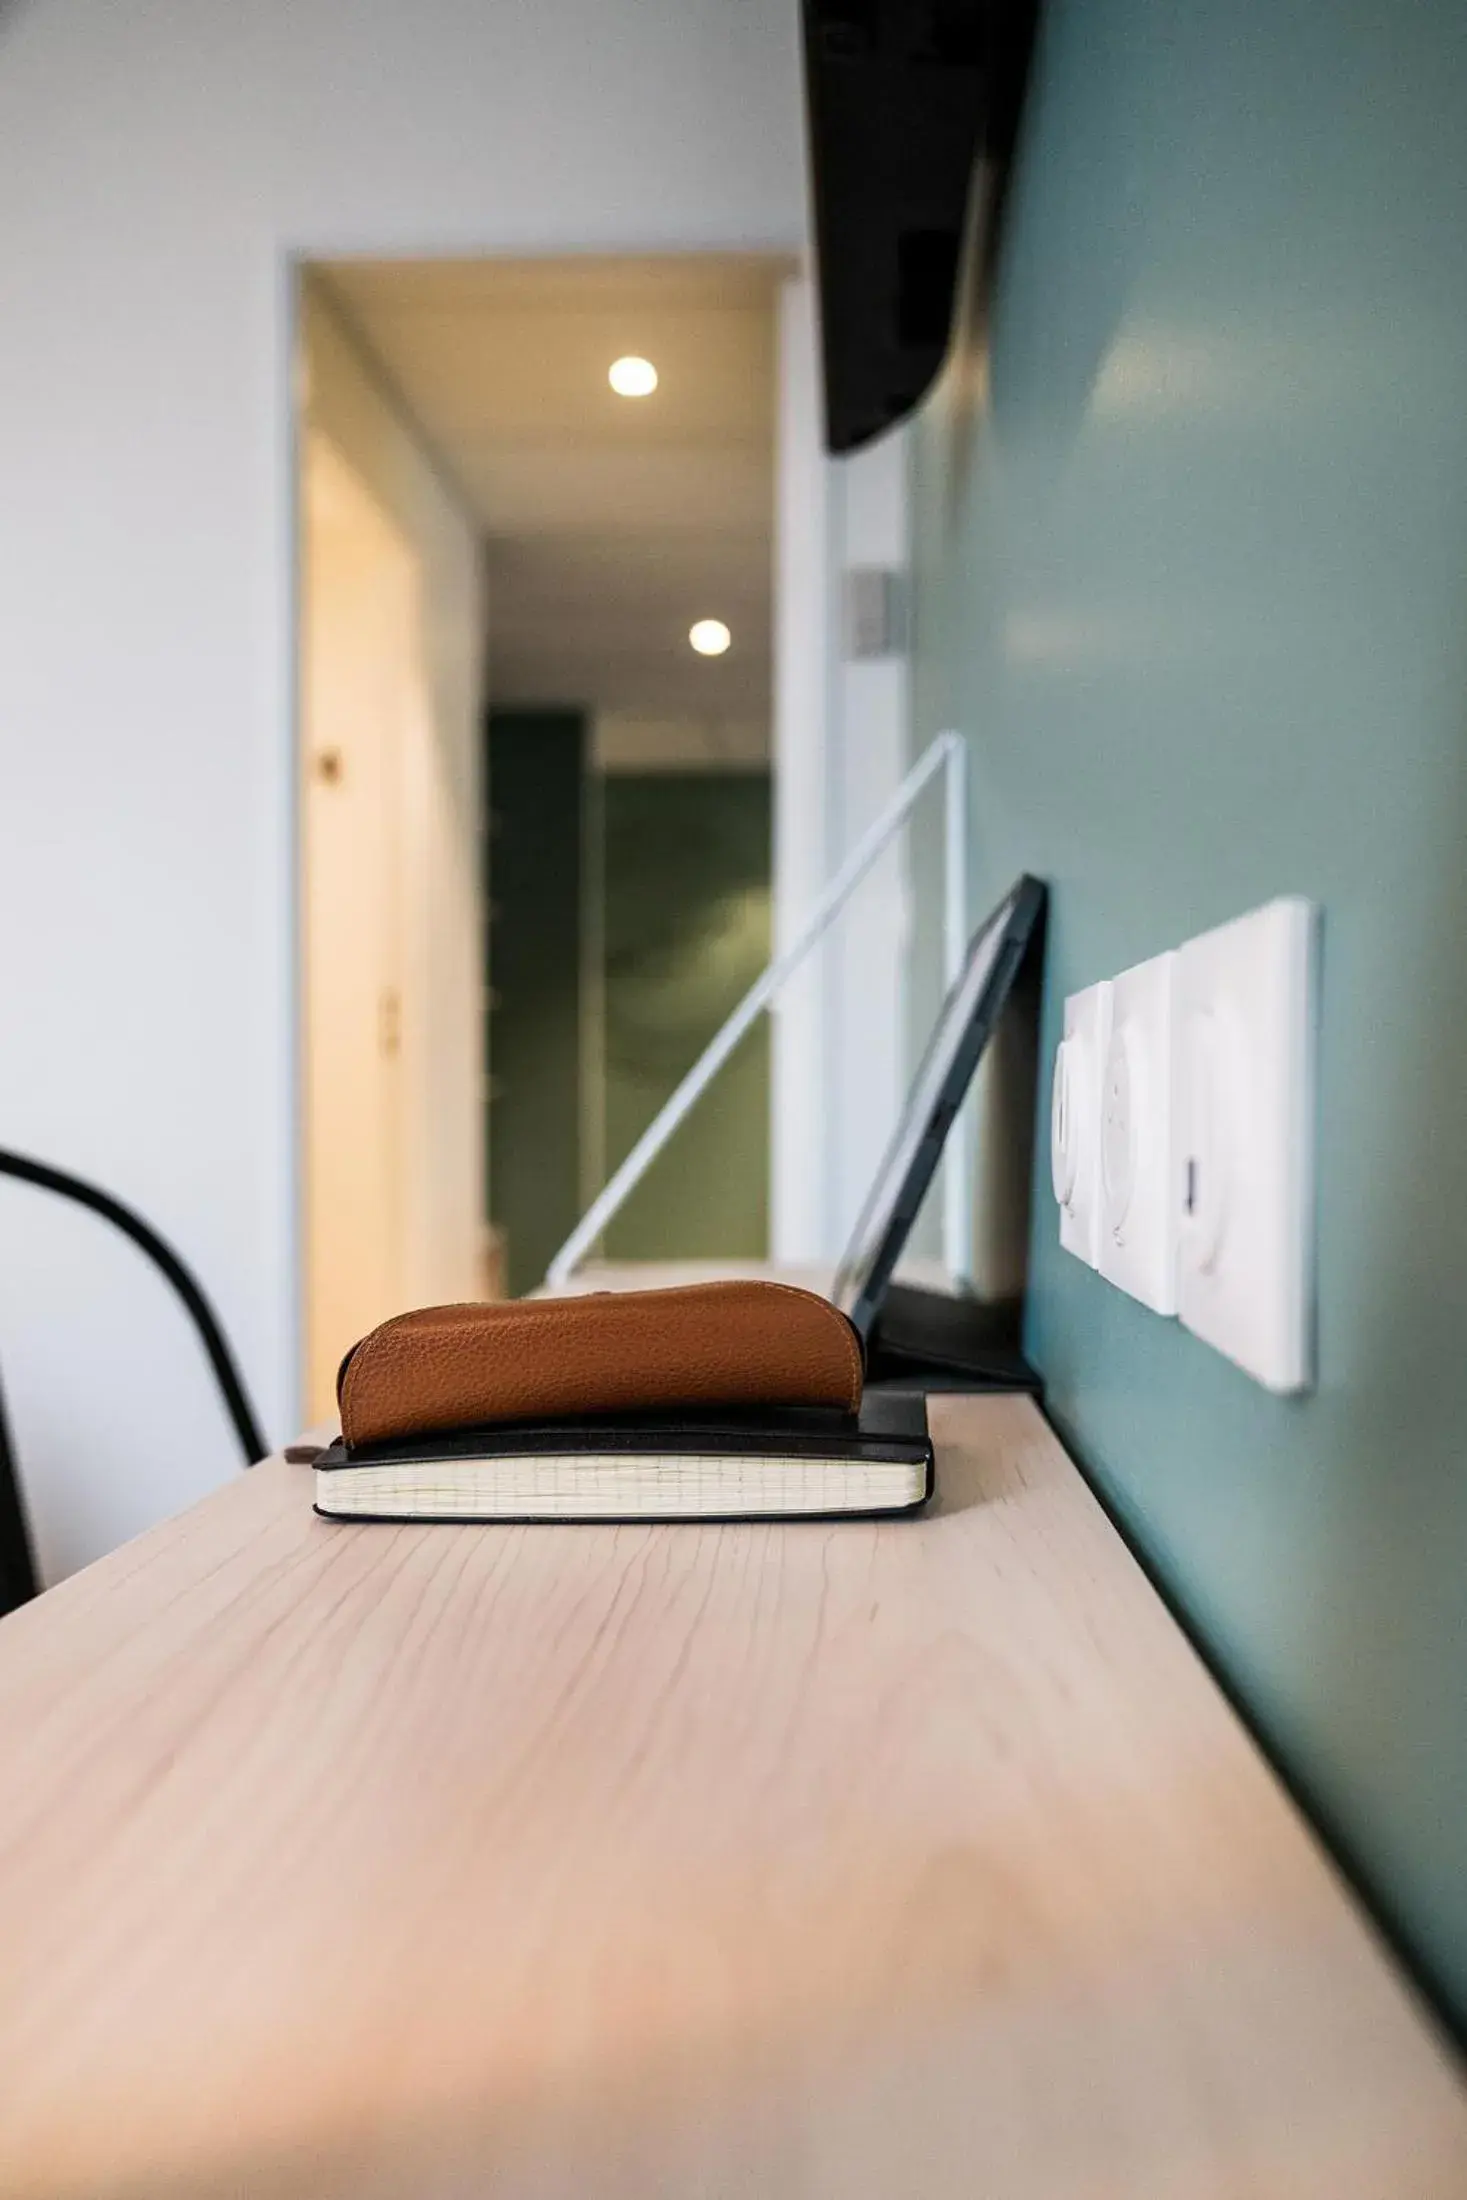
[0,1368,38,1610]
[0,1149,270,1467]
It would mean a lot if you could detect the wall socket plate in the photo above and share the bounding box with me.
[1098,950,1179,1314]
[1175,898,1317,1392]
[1052,980,1111,1268]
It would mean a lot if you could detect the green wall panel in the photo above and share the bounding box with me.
[486,712,585,1299]
[601,774,770,1262]
[910,0,1467,2024]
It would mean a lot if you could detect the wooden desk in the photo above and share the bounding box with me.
[0,1397,1461,2198]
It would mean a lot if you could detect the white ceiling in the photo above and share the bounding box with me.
[318,256,788,727]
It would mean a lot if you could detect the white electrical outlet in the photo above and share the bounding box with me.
[1097,951,1179,1314]
[1052,981,1111,1267]
[1175,898,1317,1392]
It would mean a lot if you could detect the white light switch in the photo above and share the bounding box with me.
[1175,899,1317,1392]
[1052,981,1111,1268]
[1097,951,1179,1314]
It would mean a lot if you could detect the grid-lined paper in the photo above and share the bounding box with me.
[316,1451,927,1519]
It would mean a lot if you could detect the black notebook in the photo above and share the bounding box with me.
[313,1391,933,1524]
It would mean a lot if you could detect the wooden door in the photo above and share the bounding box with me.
[301,432,419,1418]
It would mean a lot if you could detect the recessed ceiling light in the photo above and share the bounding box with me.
[609,355,658,398]
[689,618,732,657]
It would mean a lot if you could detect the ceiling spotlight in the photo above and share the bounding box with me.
[689,619,732,657]
[609,355,658,398]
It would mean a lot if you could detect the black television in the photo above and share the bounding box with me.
[802,0,1041,453]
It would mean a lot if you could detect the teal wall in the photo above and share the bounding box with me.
[910,0,1467,2024]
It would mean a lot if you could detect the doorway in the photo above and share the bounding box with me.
[299,254,785,1325]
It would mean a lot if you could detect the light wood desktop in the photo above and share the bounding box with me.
[0,1380,1462,2194]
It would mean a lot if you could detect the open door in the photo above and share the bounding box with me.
[301,431,425,1418]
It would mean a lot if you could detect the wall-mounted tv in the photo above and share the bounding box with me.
[802,0,1040,453]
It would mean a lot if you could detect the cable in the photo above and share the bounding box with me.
[0,1148,269,1467]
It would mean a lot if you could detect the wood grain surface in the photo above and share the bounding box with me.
[0,1395,1461,2198]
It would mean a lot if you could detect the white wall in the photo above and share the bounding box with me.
[823,425,913,1251]
[0,0,804,1578]
[770,293,915,1267]
[769,275,833,1263]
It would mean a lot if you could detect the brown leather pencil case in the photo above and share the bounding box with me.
[337,1281,864,1448]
